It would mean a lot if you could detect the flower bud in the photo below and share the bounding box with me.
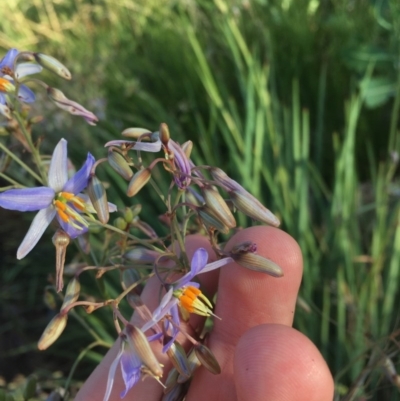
[121,268,141,290]
[108,150,133,180]
[61,278,81,309]
[125,324,163,379]
[232,252,283,277]
[52,229,70,292]
[194,343,221,374]
[178,348,201,383]
[161,383,184,401]
[159,123,170,146]
[23,375,37,400]
[0,103,11,119]
[43,289,57,310]
[164,368,179,394]
[124,247,159,264]
[181,140,193,158]
[34,53,72,80]
[210,167,241,192]
[114,216,128,230]
[38,313,68,350]
[229,190,280,227]
[197,206,230,234]
[87,176,109,224]
[202,187,236,229]
[166,341,191,378]
[127,168,151,197]
[123,205,142,222]
[122,127,152,139]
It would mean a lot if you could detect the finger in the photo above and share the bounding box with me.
[234,325,334,401]
[74,234,219,401]
[187,225,303,400]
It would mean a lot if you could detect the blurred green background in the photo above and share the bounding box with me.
[1,0,400,399]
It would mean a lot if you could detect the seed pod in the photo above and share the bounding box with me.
[229,190,280,227]
[232,252,283,277]
[108,150,133,180]
[127,168,152,197]
[166,341,191,378]
[125,324,163,379]
[38,313,68,350]
[87,176,109,224]
[178,348,201,383]
[34,53,71,80]
[194,343,221,374]
[164,368,179,394]
[202,186,236,229]
[61,278,81,309]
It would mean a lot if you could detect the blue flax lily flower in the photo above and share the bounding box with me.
[141,248,233,352]
[0,138,108,259]
[0,48,41,106]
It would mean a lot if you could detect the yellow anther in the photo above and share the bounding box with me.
[57,209,70,223]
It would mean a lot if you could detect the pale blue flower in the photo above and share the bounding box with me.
[0,138,115,259]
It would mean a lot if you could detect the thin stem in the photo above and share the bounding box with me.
[0,172,25,188]
[0,141,43,183]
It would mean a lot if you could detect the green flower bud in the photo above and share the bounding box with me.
[34,53,71,80]
[108,150,133,180]
[38,313,68,350]
[87,176,109,224]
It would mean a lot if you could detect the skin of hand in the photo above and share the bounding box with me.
[75,226,334,401]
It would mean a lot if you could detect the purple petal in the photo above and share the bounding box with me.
[17,84,36,103]
[58,217,88,238]
[17,206,56,259]
[168,140,191,189]
[0,49,18,71]
[120,350,141,398]
[63,153,95,194]
[103,344,124,401]
[199,257,234,274]
[162,305,180,353]
[48,138,68,192]
[0,187,54,211]
[15,63,42,79]
[173,248,208,288]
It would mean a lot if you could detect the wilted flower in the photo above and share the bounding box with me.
[0,138,116,259]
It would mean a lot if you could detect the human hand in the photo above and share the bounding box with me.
[75,226,334,401]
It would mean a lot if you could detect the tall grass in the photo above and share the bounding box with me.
[1,0,400,399]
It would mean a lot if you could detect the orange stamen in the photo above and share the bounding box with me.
[179,295,195,312]
[54,200,66,211]
[60,192,75,200]
[57,209,70,222]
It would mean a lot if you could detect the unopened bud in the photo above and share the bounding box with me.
[127,168,151,197]
[159,123,170,146]
[232,252,283,277]
[61,278,80,309]
[164,368,179,394]
[23,375,37,400]
[166,341,191,378]
[38,313,68,350]
[52,229,70,292]
[43,289,57,310]
[87,176,109,223]
[198,206,230,234]
[108,150,133,180]
[122,127,152,139]
[121,268,141,290]
[194,343,221,374]
[202,187,236,229]
[114,217,128,230]
[161,383,184,401]
[178,348,201,383]
[125,324,163,378]
[181,140,193,158]
[230,190,280,227]
[34,53,72,80]
[124,247,159,263]
[0,103,11,119]
[123,205,142,222]
[210,167,241,192]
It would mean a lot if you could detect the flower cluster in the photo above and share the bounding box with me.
[0,47,284,401]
